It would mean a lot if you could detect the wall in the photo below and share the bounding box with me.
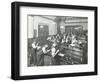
[28,16,87,38]
[33,16,57,37]
[0,0,99,82]
[28,16,57,38]
[28,16,34,38]
[65,23,88,30]
[65,18,88,30]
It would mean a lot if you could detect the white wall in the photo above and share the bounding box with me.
[28,16,57,38]
[0,0,100,82]
[28,15,87,38]
[65,18,88,30]
[28,16,34,38]
[65,23,88,30]
[34,16,57,36]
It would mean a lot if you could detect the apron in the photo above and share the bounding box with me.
[37,50,45,66]
[31,48,37,65]
[51,47,60,65]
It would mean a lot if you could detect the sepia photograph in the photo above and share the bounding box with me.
[27,15,88,67]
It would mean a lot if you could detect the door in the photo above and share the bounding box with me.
[38,24,49,38]
[38,24,49,45]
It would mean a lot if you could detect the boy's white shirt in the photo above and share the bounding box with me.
[42,47,47,54]
[32,43,37,48]
[51,47,56,57]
